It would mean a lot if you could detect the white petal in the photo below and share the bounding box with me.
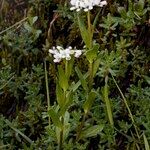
[99,1,107,6]
[54,58,61,63]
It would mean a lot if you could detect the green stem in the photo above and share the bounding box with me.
[59,117,64,150]
[65,60,69,79]
[89,62,94,90]
[111,74,140,140]
[76,63,94,141]
[44,60,51,128]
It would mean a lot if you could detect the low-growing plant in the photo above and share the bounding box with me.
[0,0,150,149]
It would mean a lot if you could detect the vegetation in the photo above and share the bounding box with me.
[0,0,150,149]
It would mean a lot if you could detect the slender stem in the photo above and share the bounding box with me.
[76,12,94,140]
[65,60,69,80]
[0,17,28,35]
[111,75,134,123]
[111,74,140,140]
[44,60,51,128]
[89,62,93,90]
[59,117,64,150]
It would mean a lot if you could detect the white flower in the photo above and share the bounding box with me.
[74,50,82,58]
[99,0,107,7]
[49,46,83,63]
[70,0,107,12]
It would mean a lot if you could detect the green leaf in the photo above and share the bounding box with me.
[58,66,68,92]
[79,125,104,139]
[63,111,70,141]
[48,108,62,128]
[93,10,100,29]
[24,22,32,32]
[65,58,74,80]
[86,43,100,63]
[143,133,150,150]
[83,90,97,114]
[70,72,89,92]
[46,126,56,140]
[32,16,38,24]
[134,0,144,11]
[34,29,42,40]
[118,7,127,19]
[5,120,33,144]
[143,75,150,85]
[59,91,73,116]
[56,82,65,107]
[28,16,38,25]
[102,79,114,126]
[93,58,101,77]
[77,15,90,49]
[75,67,88,91]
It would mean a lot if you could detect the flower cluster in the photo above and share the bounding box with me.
[49,46,83,63]
[70,0,107,12]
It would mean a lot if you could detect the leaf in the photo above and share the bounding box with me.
[64,111,70,125]
[143,75,150,85]
[93,58,101,77]
[143,133,150,150]
[86,43,99,63]
[65,58,74,80]
[24,22,32,32]
[46,126,57,140]
[118,7,127,19]
[77,15,90,49]
[134,0,144,12]
[34,30,42,40]
[5,120,33,144]
[70,72,89,92]
[63,111,70,141]
[93,10,101,29]
[102,77,114,126]
[32,16,38,24]
[59,91,73,116]
[48,108,62,128]
[83,90,97,114]
[58,66,68,92]
[79,125,104,139]
[28,16,38,25]
[75,67,88,91]
[56,82,65,107]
